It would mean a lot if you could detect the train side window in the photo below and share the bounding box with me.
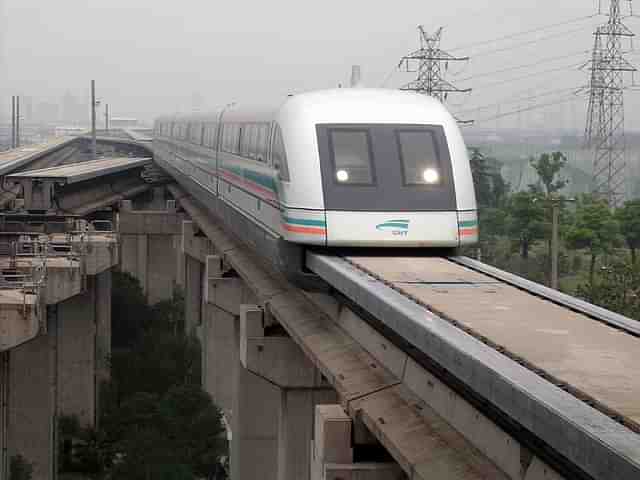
[226,124,234,152]
[206,123,218,148]
[328,129,375,185]
[240,124,249,157]
[255,124,266,162]
[249,124,259,160]
[272,125,290,181]
[396,129,442,186]
[221,124,228,151]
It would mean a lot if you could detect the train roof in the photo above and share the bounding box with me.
[156,88,455,127]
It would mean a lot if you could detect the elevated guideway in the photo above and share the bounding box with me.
[0,137,76,176]
[153,136,640,479]
[5,157,155,215]
[7,156,152,185]
[307,252,640,480]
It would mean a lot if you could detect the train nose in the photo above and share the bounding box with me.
[325,211,460,247]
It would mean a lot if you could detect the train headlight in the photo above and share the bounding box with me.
[423,168,439,184]
[336,169,350,182]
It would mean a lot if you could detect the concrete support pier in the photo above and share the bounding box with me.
[240,304,337,480]
[119,197,181,304]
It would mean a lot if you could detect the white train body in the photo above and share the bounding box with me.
[153,88,478,255]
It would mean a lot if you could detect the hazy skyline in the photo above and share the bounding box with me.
[1,0,638,129]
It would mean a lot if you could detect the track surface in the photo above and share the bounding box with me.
[344,255,640,430]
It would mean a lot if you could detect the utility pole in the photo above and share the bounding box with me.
[10,96,15,149]
[549,195,575,290]
[551,199,560,290]
[398,26,471,108]
[91,80,97,159]
[584,0,636,207]
[105,103,109,133]
[15,96,20,148]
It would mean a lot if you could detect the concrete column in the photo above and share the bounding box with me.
[119,205,181,304]
[0,352,9,480]
[278,389,337,480]
[94,270,111,423]
[239,305,338,480]
[119,234,138,278]
[184,255,203,335]
[7,322,56,480]
[174,235,185,289]
[57,277,96,427]
[136,235,148,296]
[231,349,280,480]
[202,302,236,420]
[147,234,177,304]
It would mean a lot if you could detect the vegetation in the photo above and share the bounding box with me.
[9,455,33,480]
[470,149,640,320]
[58,272,228,480]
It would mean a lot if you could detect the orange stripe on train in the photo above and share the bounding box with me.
[284,225,326,235]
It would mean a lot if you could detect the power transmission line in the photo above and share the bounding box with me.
[584,0,637,207]
[450,14,599,52]
[472,61,585,90]
[455,50,590,82]
[474,93,583,124]
[470,25,594,58]
[456,86,580,115]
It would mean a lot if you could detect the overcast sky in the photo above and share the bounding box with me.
[1,0,638,130]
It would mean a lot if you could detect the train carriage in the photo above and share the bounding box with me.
[152,88,478,282]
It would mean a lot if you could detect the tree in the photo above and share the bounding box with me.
[112,271,151,348]
[469,148,509,208]
[566,195,621,286]
[576,261,640,318]
[615,200,640,265]
[505,192,546,259]
[9,455,33,480]
[469,148,493,208]
[529,151,569,196]
[529,152,571,283]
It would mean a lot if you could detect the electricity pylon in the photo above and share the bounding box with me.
[398,26,471,104]
[584,0,636,207]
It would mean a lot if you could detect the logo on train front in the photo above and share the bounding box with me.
[376,219,410,236]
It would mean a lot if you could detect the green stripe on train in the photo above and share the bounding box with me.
[283,216,326,227]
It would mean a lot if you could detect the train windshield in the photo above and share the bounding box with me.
[316,124,456,211]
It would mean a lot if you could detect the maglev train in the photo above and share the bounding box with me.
[153,88,478,283]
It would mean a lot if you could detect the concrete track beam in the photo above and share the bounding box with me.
[308,292,565,480]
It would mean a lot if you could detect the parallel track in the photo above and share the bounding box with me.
[341,254,640,432]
